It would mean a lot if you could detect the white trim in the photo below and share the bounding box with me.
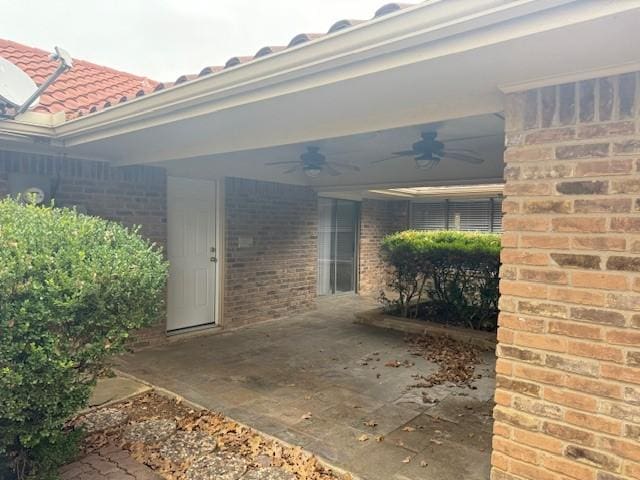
[215,178,225,328]
[379,183,505,198]
[499,60,640,93]
[14,0,603,146]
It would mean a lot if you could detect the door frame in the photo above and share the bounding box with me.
[317,196,360,296]
[166,176,225,334]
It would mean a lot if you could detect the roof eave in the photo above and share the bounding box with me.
[51,0,587,145]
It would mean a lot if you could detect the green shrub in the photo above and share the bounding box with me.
[380,230,500,330]
[0,198,168,479]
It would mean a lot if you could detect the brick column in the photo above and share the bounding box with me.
[494,72,640,480]
[358,199,409,295]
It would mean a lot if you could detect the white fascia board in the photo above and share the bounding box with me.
[53,0,588,146]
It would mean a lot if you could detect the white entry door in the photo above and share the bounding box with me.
[167,177,217,331]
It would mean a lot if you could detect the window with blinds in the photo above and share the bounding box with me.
[411,197,503,233]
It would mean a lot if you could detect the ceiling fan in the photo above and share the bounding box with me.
[373,131,491,170]
[266,146,360,177]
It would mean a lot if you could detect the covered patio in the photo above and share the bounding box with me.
[2,2,640,479]
[115,296,495,480]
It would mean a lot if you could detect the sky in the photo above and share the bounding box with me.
[1,0,388,81]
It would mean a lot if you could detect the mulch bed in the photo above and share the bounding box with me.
[72,391,351,480]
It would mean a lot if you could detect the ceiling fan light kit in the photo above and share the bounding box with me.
[266,130,491,177]
[303,165,322,177]
[374,130,489,169]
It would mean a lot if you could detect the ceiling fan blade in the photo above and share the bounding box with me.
[328,161,359,171]
[371,156,410,164]
[266,160,301,166]
[392,150,416,156]
[444,133,502,143]
[414,158,440,170]
[441,151,485,164]
[443,147,478,154]
[283,164,301,174]
[324,164,341,176]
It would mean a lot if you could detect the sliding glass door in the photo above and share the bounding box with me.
[317,198,358,295]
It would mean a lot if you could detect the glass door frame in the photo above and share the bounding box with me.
[317,197,360,296]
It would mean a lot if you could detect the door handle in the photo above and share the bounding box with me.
[210,257,217,263]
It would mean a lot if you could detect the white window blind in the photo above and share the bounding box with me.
[411,197,503,233]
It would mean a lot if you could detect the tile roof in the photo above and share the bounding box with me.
[0,2,414,120]
[0,39,157,118]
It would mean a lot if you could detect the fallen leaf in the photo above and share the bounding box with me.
[301,412,312,420]
[420,461,428,468]
[402,426,416,432]
[363,420,378,428]
[358,434,369,442]
[430,439,443,445]
[402,456,411,464]
[375,435,384,442]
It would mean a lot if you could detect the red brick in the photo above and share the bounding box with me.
[605,329,640,346]
[522,200,572,214]
[518,301,567,319]
[601,364,640,384]
[504,182,552,196]
[520,268,568,285]
[551,217,607,233]
[500,280,548,299]
[574,198,631,214]
[541,455,596,480]
[548,321,602,340]
[567,340,624,363]
[513,364,565,385]
[493,437,539,464]
[572,236,626,252]
[512,429,564,454]
[503,216,550,233]
[610,178,640,194]
[599,437,640,462]
[520,235,570,249]
[501,249,549,266]
[571,272,628,290]
[577,121,635,139]
[494,406,541,431]
[565,376,623,400]
[549,287,605,307]
[574,159,633,177]
[499,313,545,333]
[510,460,558,480]
[544,388,598,412]
[564,410,622,436]
[504,146,554,163]
[224,178,319,326]
[542,421,596,446]
[610,217,640,233]
[525,127,575,144]
[515,332,567,353]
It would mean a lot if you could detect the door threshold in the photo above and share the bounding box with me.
[166,323,218,338]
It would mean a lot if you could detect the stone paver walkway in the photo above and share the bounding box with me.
[116,295,497,480]
[60,445,162,480]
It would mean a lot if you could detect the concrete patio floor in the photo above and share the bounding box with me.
[115,296,496,480]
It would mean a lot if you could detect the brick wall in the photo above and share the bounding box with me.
[358,199,409,295]
[223,177,318,327]
[0,150,168,346]
[494,72,640,480]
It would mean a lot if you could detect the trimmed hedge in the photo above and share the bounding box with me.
[380,230,500,330]
[0,199,167,479]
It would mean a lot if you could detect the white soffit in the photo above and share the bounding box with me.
[369,183,505,198]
